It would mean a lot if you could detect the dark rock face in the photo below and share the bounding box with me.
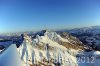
[0,45,5,50]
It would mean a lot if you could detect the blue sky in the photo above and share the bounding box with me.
[0,0,100,33]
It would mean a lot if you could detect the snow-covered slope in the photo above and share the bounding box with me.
[0,44,22,66]
[18,31,82,66]
[0,30,100,66]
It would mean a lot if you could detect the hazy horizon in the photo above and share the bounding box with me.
[1,25,100,34]
[0,0,100,33]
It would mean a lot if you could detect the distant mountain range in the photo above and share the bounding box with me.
[0,28,100,66]
[63,26,100,51]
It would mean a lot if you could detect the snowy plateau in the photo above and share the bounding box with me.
[0,30,100,66]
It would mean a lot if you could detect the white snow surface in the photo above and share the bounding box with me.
[0,31,98,66]
[17,31,100,66]
[0,44,22,66]
[0,31,100,66]
[18,31,78,66]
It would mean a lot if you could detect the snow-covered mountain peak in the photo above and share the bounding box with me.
[23,33,32,43]
[1,29,100,66]
[17,31,84,66]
